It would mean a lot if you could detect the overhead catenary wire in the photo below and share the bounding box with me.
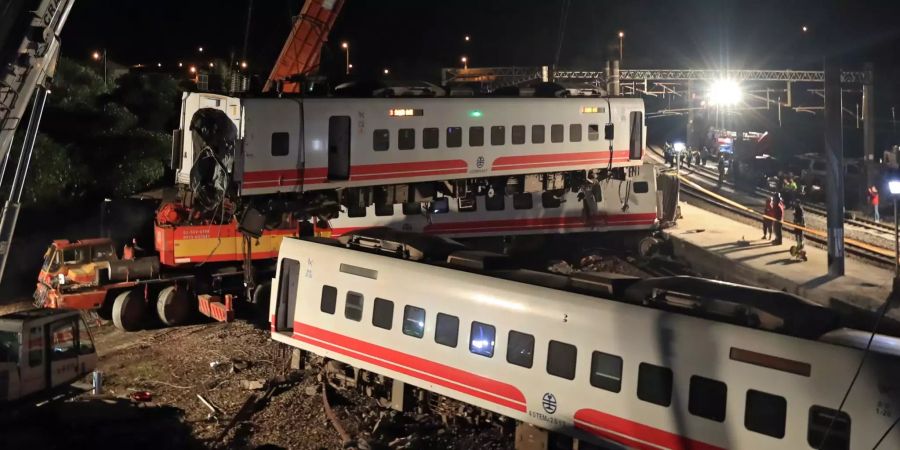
[552,0,571,68]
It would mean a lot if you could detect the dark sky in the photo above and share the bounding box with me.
[63,0,900,80]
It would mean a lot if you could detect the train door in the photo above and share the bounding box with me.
[629,111,643,160]
[275,258,300,332]
[15,325,47,398]
[327,116,351,181]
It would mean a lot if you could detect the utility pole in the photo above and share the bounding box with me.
[863,62,876,192]
[824,58,845,277]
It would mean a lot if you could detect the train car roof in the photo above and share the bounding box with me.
[322,230,900,353]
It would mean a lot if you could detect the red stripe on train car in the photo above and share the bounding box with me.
[492,151,635,171]
[574,409,724,450]
[423,213,658,233]
[243,167,328,182]
[292,322,527,412]
[350,160,468,176]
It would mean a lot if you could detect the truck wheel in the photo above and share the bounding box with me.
[112,289,145,331]
[156,286,191,326]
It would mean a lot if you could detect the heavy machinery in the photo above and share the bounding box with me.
[0,0,75,283]
[0,308,97,402]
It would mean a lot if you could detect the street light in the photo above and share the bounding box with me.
[157,63,162,68]
[91,49,107,85]
[341,42,350,75]
[889,180,900,276]
[178,62,183,67]
[209,62,214,68]
[461,56,468,70]
[198,46,204,53]
[464,35,470,42]
[383,68,390,75]
[802,25,808,32]
[708,79,743,106]
[240,61,248,69]
[618,31,624,63]
[189,66,197,74]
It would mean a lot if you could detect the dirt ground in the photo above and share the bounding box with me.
[0,306,513,450]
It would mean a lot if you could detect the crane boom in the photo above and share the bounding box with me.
[0,0,75,282]
[263,0,345,93]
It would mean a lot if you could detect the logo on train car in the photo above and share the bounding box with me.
[476,156,485,169]
[542,392,557,414]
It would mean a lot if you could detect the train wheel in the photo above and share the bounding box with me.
[156,285,191,326]
[112,289,146,331]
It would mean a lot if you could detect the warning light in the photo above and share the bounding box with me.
[581,106,605,114]
[469,110,483,118]
[389,108,423,117]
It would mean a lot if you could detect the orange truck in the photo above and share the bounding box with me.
[34,208,296,331]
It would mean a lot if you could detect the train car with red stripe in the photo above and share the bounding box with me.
[270,233,900,449]
[173,92,646,220]
[322,163,659,239]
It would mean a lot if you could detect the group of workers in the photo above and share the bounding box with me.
[761,193,805,248]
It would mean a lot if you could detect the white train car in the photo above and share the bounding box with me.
[323,164,659,238]
[173,93,646,196]
[270,235,900,450]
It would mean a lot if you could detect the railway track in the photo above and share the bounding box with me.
[645,145,898,267]
[647,145,894,235]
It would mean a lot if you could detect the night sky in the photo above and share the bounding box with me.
[61,0,900,149]
[63,0,900,78]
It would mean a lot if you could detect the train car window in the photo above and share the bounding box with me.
[402,305,426,338]
[547,340,577,380]
[373,129,390,151]
[688,375,727,422]
[570,124,582,142]
[513,193,533,210]
[402,202,421,215]
[551,124,564,143]
[633,181,649,194]
[344,292,364,321]
[485,193,505,211]
[50,320,77,360]
[372,298,394,330]
[745,389,787,438]
[532,125,545,144]
[512,125,526,145]
[347,205,366,218]
[637,363,673,407]
[589,351,622,392]
[469,322,496,357]
[423,127,439,149]
[447,127,462,148]
[491,126,505,146]
[375,203,395,217]
[541,191,562,208]
[807,405,850,450]
[469,126,484,147]
[588,124,600,141]
[271,132,289,156]
[506,331,534,368]
[398,128,416,150]
[434,313,459,348]
[629,111,643,160]
[321,285,338,314]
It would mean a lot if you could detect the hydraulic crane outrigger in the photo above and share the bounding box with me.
[0,0,75,283]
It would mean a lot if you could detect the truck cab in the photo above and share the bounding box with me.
[34,238,159,311]
[0,309,97,402]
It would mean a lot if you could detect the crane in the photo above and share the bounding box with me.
[0,0,75,282]
[263,0,345,93]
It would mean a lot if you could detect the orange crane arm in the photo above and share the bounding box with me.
[263,0,345,94]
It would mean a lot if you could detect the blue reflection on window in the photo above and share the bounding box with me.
[469,321,496,357]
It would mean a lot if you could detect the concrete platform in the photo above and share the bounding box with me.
[664,201,896,326]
